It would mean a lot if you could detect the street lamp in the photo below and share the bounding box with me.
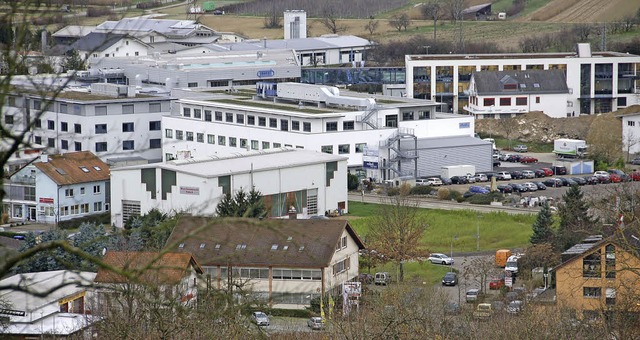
[450,235,458,258]
[422,45,431,55]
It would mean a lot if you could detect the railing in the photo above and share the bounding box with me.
[356,105,379,129]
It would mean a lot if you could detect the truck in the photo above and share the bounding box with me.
[553,139,588,158]
[441,165,476,179]
[495,249,512,267]
[505,254,522,273]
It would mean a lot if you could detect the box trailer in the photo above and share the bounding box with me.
[553,139,588,158]
[441,165,476,179]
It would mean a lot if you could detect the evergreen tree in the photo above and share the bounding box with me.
[215,187,266,218]
[556,185,597,251]
[531,202,555,244]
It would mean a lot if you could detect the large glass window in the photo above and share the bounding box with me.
[326,122,338,131]
[321,145,333,154]
[605,244,616,278]
[583,250,601,278]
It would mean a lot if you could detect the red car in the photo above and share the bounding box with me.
[520,156,538,164]
[540,168,553,176]
[630,171,640,181]
[609,173,622,183]
[489,276,505,290]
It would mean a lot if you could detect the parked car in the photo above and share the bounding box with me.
[445,301,461,315]
[571,177,587,185]
[496,171,512,180]
[489,276,505,290]
[473,303,493,319]
[497,184,513,193]
[523,182,538,191]
[466,288,481,303]
[534,169,547,178]
[358,273,374,284]
[583,176,600,185]
[473,173,489,182]
[251,311,270,326]
[520,156,538,164]
[440,177,453,185]
[465,174,477,183]
[551,166,567,175]
[442,272,458,286]
[509,183,528,192]
[484,172,498,180]
[426,177,443,186]
[609,173,623,183]
[513,144,528,152]
[469,185,490,194]
[593,171,611,183]
[499,153,513,161]
[533,181,547,190]
[506,154,521,162]
[559,177,577,186]
[631,158,640,165]
[450,176,469,184]
[542,178,562,188]
[375,272,391,285]
[521,170,535,179]
[307,317,325,330]
[630,171,640,181]
[510,170,524,179]
[428,253,454,265]
[493,159,501,167]
[507,300,524,315]
[540,168,554,176]
[607,169,630,182]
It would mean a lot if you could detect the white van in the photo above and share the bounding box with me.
[505,255,521,273]
[374,272,391,286]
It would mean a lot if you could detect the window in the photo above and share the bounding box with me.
[606,288,616,305]
[516,97,527,106]
[149,102,161,113]
[80,187,85,194]
[402,111,414,121]
[273,142,281,148]
[280,119,288,131]
[60,122,68,131]
[236,114,244,124]
[218,136,226,145]
[176,130,183,140]
[188,82,198,88]
[605,244,616,278]
[48,120,55,130]
[34,136,42,145]
[33,100,41,110]
[343,121,354,130]
[47,138,55,148]
[628,121,636,127]
[338,144,350,154]
[503,83,517,90]
[321,145,333,154]
[183,108,191,117]
[483,98,495,106]
[303,122,311,132]
[165,129,173,138]
[262,141,270,149]
[258,117,266,126]
[61,140,68,150]
[225,112,233,122]
[95,124,107,134]
[583,287,601,298]
[122,122,134,132]
[94,201,103,212]
[326,122,338,131]
[35,119,41,128]
[123,140,134,150]
[95,142,107,152]
[122,104,134,114]
[333,257,350,275]
[292,121,300,130]
[215,111,223,121]
[186,131,194,141]
[204,110,212,122]
[74,124,81,133]
[74,142,81,151]
[150,139,161,149]
[149,121,161,131]
[355,143,366,153]
[536,96,540,104]
[197,133,204,143]
[239,138,246,148]
[583,250,601,278]
[207,134,215,144]
[618,97,627,107]
[93,185,101,194]
[65,188,74,197]
[229,137,237,147]
[95,106,107,115]
[500,98,511,106]
[247,115,255,125]
[269,118,277,128]
[4,115,15,125]
[251,140,259,150]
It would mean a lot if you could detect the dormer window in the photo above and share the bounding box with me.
[503,83,517,90]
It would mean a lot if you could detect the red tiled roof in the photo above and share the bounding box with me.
[94,251,203,285]
[164,216,366,268]
[34,151,110,185]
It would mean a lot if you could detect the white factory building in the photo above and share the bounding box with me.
[110,148,348,228]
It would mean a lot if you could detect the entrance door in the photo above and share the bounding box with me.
[29,207,36,221]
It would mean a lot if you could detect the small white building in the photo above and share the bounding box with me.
[3,151,110,224]
[166,216,365,309]
[619,108,640,155]
[71,32,151,62]
[465,69,570,118]
[0,270,98,338]
[110,148,348,228]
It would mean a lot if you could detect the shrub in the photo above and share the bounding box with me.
[410,185,433,195]
[466,192,503,205]
[449,190,463,202]
[267,308,312,318]
[436,187,450,200]
[387,187,400,196]
[58,212,110,230]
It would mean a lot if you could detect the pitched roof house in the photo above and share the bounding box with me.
[71,32,151,61]
[165,216,365,309]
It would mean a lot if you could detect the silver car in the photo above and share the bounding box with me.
[427,253,454,265]
[251,311,269,326]
[307,317,325,330]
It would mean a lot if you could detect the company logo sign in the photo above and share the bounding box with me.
[257,69,275,78]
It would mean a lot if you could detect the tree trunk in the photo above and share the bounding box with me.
[399,261,404,282]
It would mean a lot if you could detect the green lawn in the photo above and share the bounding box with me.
[363,261,453,285]
[347,201,535,253]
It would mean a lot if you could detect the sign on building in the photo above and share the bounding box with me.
[362,146,379,170]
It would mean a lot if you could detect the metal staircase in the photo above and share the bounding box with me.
[356,105,379,129]
[379,127,418,179]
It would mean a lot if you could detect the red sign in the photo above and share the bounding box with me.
[39,197,54,204]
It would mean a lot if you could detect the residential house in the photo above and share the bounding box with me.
[3,151,110,223]
[51,25,97,46]
[93,251,203,312]
[109,148,348,227]
[165,216,365,309]
[554,232,640,318]
[465,69,570,118]
[618,106,640,156]
[0,270,98,338]
[406,43,640,115]
[71,32,151,62]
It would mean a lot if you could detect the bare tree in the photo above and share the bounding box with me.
[262,2,281,29]
[622,130,640,162]
[388,14,410,32]
[463,256,500,294]
[447,0,466,23]
[319,9,347,34]
[364,18,379,37]
[422,0,443,40]
[497,117,519,150]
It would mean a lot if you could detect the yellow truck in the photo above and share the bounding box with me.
[495,249,512,267]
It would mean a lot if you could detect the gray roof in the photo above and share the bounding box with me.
[190,35,371,54]
[96,18,208,38]
[471,70,569,95]
[70,32,127,52]
[111,148,347,177]
[400,135,491,149]
[462,3,492,15]
[52,25,96,38]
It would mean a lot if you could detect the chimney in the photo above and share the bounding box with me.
[288,206,297,219]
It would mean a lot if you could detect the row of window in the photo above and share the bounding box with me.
[36,120,161,134]
[64,185,102,197]
[165,129,302,150]
[322,143,366,155]
[59,202,106,216]
[205,267,322,281]
[34,136,161,152]
[95,121,161,134]
[335,236,348,251]
[583,287,616,305]
[471,96,540,107]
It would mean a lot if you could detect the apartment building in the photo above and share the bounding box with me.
[406,43,640,116]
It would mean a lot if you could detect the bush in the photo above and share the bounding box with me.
[267,308,312,318]
[466,192,503,205]
[58,212,110,230]
[437,188,450,200]
[449,190,463,202]
[136,1,161,9]
[86,7,113,17]
[410,185,433,195]
[348,173,360,191]
[387,187,400,196]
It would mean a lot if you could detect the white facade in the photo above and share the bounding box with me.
[79,36,150,63]
[466,92,569,119]
[621,112,640,155]
[405,44,640,115]
[284,10,307,39]
[110,149,348,228]
[3,89,172,163]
